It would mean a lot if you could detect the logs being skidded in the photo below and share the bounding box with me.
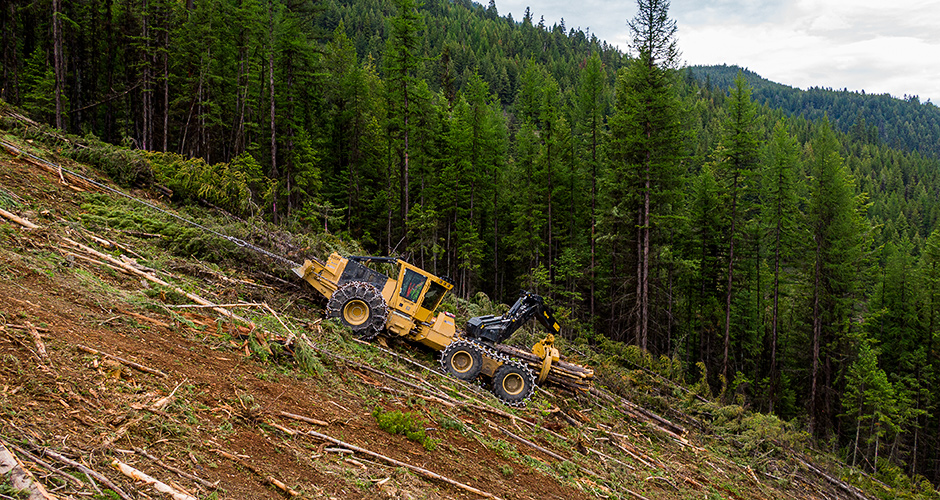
[492,343,594,394]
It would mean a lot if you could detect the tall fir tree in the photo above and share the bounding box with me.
[385,0,426,251]
[716,72,760,387]
[576,52,608,323]
[761,118,800,413]
[806,118,868,436]
[604,0,683,349]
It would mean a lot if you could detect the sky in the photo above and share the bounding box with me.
[491,0,940,104]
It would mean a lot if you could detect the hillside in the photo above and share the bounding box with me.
[687,64,940,157]
[1,110,931,500]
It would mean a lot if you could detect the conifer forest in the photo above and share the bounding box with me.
[5,0,940,486]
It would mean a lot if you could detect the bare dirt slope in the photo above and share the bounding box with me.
[0,130,889,500]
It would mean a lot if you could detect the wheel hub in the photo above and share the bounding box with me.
[451,351,474,373]
[343,299,370,326]
[502,372,525,395]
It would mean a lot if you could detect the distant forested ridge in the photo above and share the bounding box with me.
[4,0,940,489]
[689,64,940,157]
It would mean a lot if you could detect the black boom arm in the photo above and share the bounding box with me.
[465,291,561,344]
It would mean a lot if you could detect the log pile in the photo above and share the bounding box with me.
[492,343,594,394]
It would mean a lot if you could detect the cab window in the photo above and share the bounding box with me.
[399,269,427,302]
[420,281,447,311]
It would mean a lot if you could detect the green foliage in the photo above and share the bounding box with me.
[146,151,272,217]
[372,407,439,451]
[21,48,58,125]
[79,194,232,262]
[293,340,326,377]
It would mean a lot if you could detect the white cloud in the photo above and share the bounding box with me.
[492,0,940,102]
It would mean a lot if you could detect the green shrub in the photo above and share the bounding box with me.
[372,407,439,451]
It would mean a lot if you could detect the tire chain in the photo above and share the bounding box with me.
[439,337,537,407]
[326,281,388,341]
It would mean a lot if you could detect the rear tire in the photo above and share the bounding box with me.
[327,282,387,340]
[440,340,484,381]
[491,361,535,406]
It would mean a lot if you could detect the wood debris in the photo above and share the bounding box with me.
[0,441,55,500]
[213,448,300,497]
[0,207,40,229]
[76,343,168,378]
[111,458,198,500]
[39,447,133,500]
[305,429,504,500]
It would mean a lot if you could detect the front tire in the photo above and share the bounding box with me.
[491,361,536,406]
[440,340,484,381]
[327,282,387,339]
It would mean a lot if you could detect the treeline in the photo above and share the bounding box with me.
[690,64,940,158]
[4,0,940,487]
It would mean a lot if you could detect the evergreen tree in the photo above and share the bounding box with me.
[385,0,426,250]
[806,118,867,436]
[604,0,683,349]
[716,72,760,388]
[761,118,800,412]
[576,52,608,322]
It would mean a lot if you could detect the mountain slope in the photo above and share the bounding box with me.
[688,64,940,157]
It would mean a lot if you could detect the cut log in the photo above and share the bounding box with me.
[0,207,40,229]
[111,458,198,500]
[491,344,594,394]
[0,441,55,500]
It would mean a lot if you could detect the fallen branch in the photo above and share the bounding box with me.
[39,447,133,500]
[213,449,299,497]
[61,237,255,326]
[166,303,264,309]
[0,207,40,229]
[3,323,50,332]
[262,302,297,344]
[26,322,50,366]
[588,447,634,470]
[76,344,168,378]
[0,441,55,500]
[493,423,568,463]
[278,411,329,427]
[118,310,172,329]
[378,386,456,408]
[111,458,197,500]
[594,427,661,469]
[64,250,129,274]
[305,429,503,500]
[100,414,146,449]
[111,458,198,500]
[794,455,872,500]
[78,228,145,260]
[308,339,458,404]
[490,423,599,477]
[627,489,652,500]
[6,443,85,488]
[591,387,685,438]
